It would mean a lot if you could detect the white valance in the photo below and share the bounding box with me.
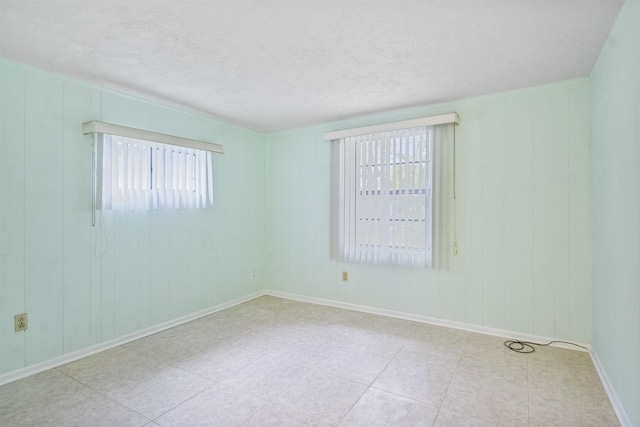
[83,121,223,154]
[324,113,459,141]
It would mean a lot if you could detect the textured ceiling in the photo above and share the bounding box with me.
[0,1,623,132]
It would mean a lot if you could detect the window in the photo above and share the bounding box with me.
[84,121,222,212]
[98,134,213,210]
[327,115,457,268]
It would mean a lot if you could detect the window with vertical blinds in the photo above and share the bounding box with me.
[97,134,213,210]
[329,117,456,268]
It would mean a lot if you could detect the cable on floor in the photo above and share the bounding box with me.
[503,339,590,354]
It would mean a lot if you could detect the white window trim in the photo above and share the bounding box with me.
[328,113,459,269]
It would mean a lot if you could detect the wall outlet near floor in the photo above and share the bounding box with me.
[342,271,348,282]
[14,313,28,332]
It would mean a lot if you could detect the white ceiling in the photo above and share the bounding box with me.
[0,1,623,132]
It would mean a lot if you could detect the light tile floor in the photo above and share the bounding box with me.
[0,296,620,426]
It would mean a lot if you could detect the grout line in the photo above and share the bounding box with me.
[150,382,216,423]
[432,335,468,425]
[334,384,369,426]
[55,368,152,423]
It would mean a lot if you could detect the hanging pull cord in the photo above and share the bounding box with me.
[91,133,97,227]
[452,124,458,256]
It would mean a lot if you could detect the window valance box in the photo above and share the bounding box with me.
[323,113,459,141]
[82,120,224,154]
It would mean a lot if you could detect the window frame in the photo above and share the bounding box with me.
[84,121,222,215]
[333,127,433,267]
[327,114,458,269]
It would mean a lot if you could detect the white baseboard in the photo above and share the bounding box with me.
[0,291,265,387]
[266,289,592,352]
[267,289,634,426]
[590,352,633,427]
[1,287,631,427]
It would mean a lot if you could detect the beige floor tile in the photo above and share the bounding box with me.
[395,345,461,375]
[324,309,424,338]
[188,314,263,339]
[109,366,213,419]
[241,402,330,427]
[435,408,506,427]
[372,356,455,406]
[528,346,600,387]
[339,388,439,427]
[288,302,344,321]
[528,352,620,427]
[226,322,302,353]
[284,369,367,410]
[57,346,166,394]
[246,297,344,323]
[122,325,228,365]
[155,382,269,426]
[529,393,620,427]
[46,389,150,427]
[455,352,527,388]
[323,309,384,327]
[529,363,609,402]
[215,296,309,328]
[406,323,473,354]
[175,344,264,381]
[219,353,313,401]
[244,370,367,426]
[0,370,148,427]
[440,373,529,427]
[313,346,391,385]
[526,343,593,368]
[368,315,427,338]
[463,334,529,360]
[0,369,84,408]
[315,322,410,359]
[209,307,280,330]
[267,336,338,369]
[0,297,622,427]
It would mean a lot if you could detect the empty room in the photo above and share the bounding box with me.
[0,1,639,426]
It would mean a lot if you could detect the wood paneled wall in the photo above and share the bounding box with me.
[265,79,591,344]
[0,59,266,375]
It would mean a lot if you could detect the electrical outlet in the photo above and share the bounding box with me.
[342,271,348,281]
[14,313,28,332]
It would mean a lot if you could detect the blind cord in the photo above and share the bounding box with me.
[91,133,97,227]
[452,124,458,256]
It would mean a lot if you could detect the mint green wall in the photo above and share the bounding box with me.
[590,0,640,424]
[0,58,266,376]
[5,15,637,420]
[265,79,592,344]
